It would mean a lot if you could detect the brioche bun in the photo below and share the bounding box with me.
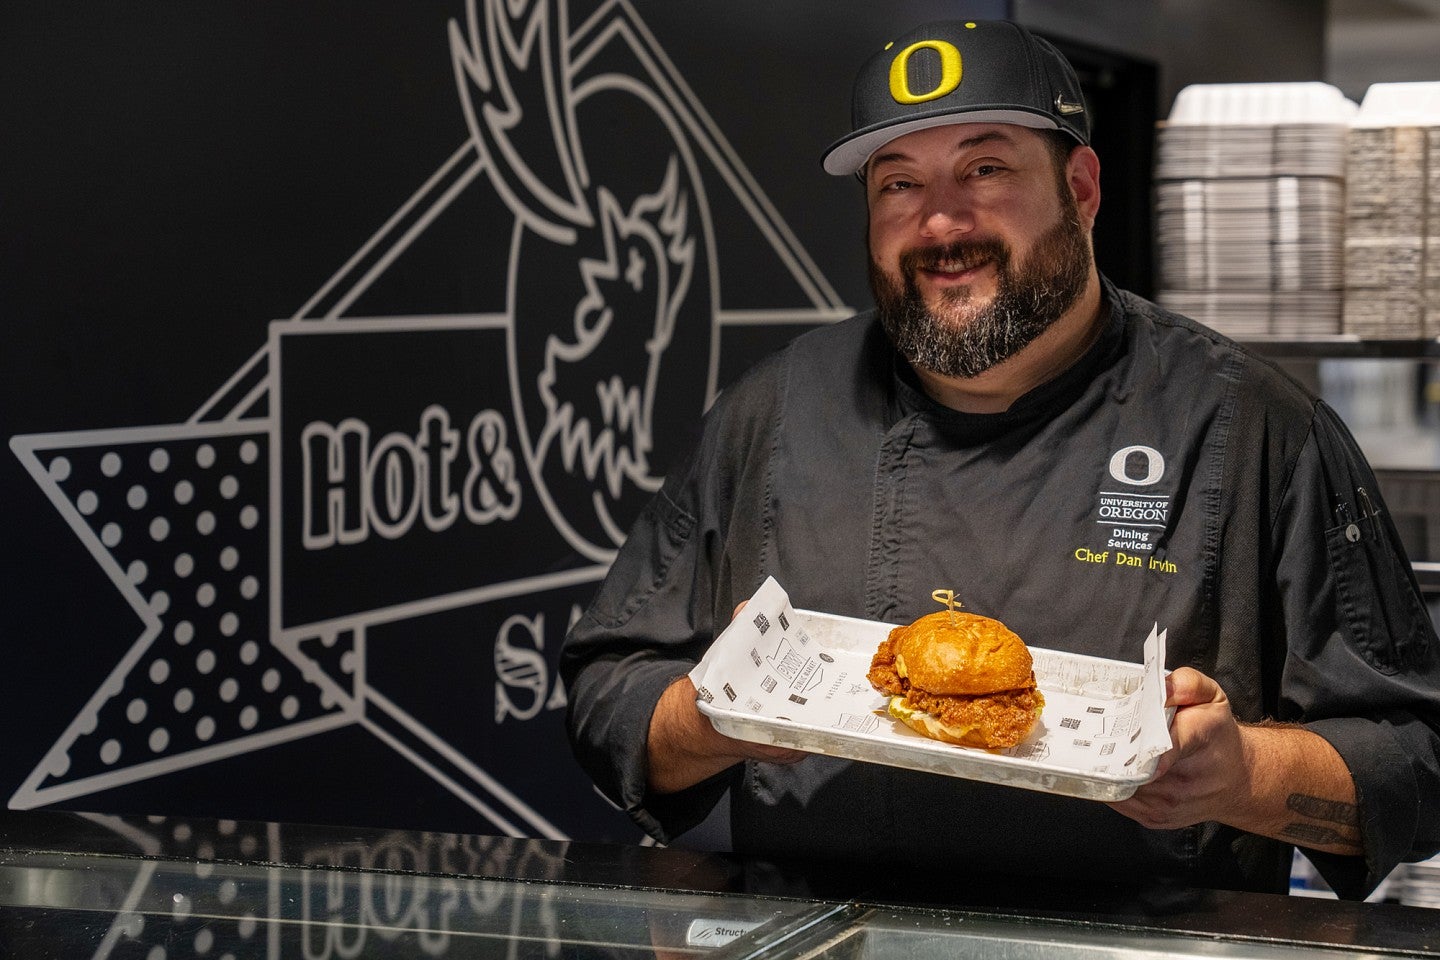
[890,610,1035,695]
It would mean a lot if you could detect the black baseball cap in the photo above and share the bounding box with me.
[822,19,1090,176]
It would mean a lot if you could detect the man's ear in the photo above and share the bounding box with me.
[1067,146,1102,226]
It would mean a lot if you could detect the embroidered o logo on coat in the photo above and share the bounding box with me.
[1108,445,1165,486]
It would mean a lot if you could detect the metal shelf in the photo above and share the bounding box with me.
[1241,336,1440,359]
[1414,562,1440,594]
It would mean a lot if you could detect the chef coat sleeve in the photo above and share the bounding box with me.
[559,434,736,843]
[1271,400,1440,899]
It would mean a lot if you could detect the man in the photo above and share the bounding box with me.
[560,19,1440,899]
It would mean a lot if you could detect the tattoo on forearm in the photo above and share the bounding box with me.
[1286,794,1359,826]
[1280,794,1362,851]
[1280,823,1361,851]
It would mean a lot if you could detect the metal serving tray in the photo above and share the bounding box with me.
[696,608,1171,802]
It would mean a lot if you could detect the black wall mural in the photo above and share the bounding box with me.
[1,0,1006,843]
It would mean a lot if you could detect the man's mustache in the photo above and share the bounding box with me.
[899,238,1011,276]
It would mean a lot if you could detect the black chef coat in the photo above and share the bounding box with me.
[560,280,1440,900]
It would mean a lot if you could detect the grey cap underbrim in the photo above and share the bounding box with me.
[821,108,1066,176]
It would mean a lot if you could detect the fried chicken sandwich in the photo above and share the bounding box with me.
[867,594,1044,749]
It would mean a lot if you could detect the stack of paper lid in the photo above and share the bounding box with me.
[1154,83,1356,338]
[1344,82,1440,339]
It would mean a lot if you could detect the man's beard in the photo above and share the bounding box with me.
[869,192,1092,380]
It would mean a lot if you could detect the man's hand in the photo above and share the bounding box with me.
[1108,667,1363,857]
[647,598,806,794]
[646,675,807,794]
[1108,667,1247,828]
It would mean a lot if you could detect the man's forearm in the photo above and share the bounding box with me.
[1234,723,1362,856]
[647,677,743,793]
[1110,669,1365,860]
[647,676,808,794]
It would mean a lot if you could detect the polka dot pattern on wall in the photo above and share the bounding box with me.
[28,432,345,789]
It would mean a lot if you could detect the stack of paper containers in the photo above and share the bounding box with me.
[1153,83,1356,338]
[1394,853,1440,908]
[1344,82,1440,338]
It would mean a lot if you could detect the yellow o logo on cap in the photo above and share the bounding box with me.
[888,39,962,104]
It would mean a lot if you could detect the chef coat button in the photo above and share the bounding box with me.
[1345,524,1361,543]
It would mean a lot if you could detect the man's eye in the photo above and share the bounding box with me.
[972,164,1001,177]
[881,179,917,192]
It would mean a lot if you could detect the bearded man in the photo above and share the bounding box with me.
[561,19,1440,900]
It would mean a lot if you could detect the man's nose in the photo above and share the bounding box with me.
[919,184,975,239]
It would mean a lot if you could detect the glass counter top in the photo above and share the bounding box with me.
[1,847,813,958]
[1,809,1437,959]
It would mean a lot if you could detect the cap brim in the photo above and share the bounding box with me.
[821,108,1068,176]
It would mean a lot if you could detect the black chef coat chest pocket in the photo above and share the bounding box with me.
[1323,514,1428,673]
